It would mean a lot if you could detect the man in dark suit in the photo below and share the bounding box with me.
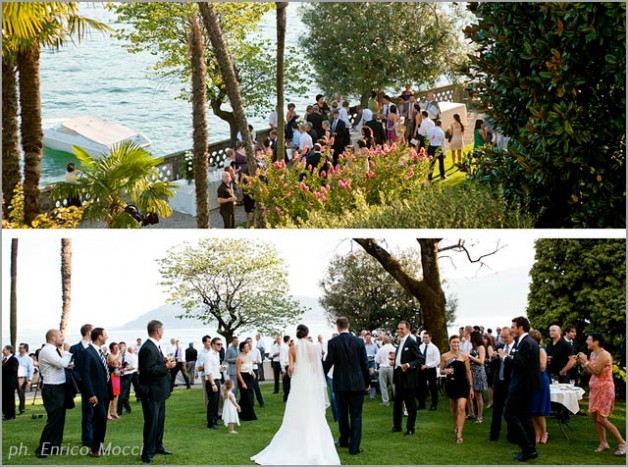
[364,112,386,147]
[79,328,110,457]
[137,320,176,464]
[489,327,515,441]
[392,321,424,435]
[2,345,19,420]
[330,110,350,166]
[70,324,94,447]
[504,316,541,462]
[306,105,324,140]
[323,316,370,456]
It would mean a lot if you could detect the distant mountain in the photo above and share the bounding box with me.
[113,304,199,330]
[115,297,330,331]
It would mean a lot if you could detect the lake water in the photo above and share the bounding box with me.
[39,3,313,183]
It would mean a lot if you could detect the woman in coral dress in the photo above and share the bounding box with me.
[577,333,625,456]
[107,342,122,420]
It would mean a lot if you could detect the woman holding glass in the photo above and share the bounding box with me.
[578,333,625,456]
[441,335,473,444]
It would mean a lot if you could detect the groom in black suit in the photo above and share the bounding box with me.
[504,316,541,462]
[137,320,176,464]
[323,316,370,456]
[392,321,424,436]
[79,327,110,457]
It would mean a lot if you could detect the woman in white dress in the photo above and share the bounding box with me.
[251,324,341,465]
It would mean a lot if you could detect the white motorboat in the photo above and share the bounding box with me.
[43,115,152,158]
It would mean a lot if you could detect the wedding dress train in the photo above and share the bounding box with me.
[251,338,341,465]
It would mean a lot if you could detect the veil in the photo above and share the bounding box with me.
[294,338,330,410]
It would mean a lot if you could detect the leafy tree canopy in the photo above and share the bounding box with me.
[527,239,626,366]
[112,3,308,120]
[464,2,626,228]
[299,2,468,104]
[320,248,456,337]
[158,239,307,342]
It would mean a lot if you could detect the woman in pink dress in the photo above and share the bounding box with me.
[386,105,399,143]
[577,333,625,456]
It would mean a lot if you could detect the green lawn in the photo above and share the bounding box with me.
[2,384,625,465]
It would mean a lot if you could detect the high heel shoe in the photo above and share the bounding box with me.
[614,444,626,456]
[594,443,610,453]
[540,432,549,445]
[456,436,464,444]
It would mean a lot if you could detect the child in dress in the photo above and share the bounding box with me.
[221,379,241,434]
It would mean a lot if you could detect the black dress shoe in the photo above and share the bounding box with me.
[404,429,415,436]
[391,427,402,433]
[349,449,363,455]
[430,406,437,411]
[516,451,538,462]
[156,449,173,455]
[418,405,426,410]
[334,441,349,448]
[89,451,102,457]
[35,452,48,459]
[141,457,153,464]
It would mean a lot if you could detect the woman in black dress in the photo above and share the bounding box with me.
[440,335,474,444]
[236,341,257,421]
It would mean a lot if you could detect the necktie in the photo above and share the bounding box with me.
[98,350,111,382]
[332,120,337,132]
[499,345,509,380]
[2,357,6,365]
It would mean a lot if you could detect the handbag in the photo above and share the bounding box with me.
[445,130,452,142]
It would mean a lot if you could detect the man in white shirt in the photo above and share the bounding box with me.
[270,336,282,394]
[418,331,441,411]
[374,335,396,406]
[297,124,313,153]
[268,109,278,130]
[364,333,379,400]
[427,119,447,181]
[246,337,265,407]
[418,111,435,150]
[195,335,212,407]
[35,329,74,459]
[280,335,291,402]
[16,343,34,415]
[460,326,473,354]
[204,337,223,429]
[254,334,266,381]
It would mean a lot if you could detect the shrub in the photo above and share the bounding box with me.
[247,144,432,227]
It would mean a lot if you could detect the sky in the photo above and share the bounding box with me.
[1,229,621,345]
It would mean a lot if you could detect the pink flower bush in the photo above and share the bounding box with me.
[247,143,431,226]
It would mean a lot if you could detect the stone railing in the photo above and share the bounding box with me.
[41,129,271,211]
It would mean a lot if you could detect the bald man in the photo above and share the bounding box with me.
[546,325,576,383]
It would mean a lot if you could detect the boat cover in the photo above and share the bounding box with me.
[59,115,139,146]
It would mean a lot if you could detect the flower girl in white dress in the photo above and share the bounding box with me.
[221,379,241,434]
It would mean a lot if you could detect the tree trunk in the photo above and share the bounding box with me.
[275,2,288,163]
[17,44,43,226]
[210,94,239,147]
[198,2,255,173]
[60,239,72,336]
[10,239,18,349]
[189,14,210,229]
[2,59,21,216]
[354,238,449,349]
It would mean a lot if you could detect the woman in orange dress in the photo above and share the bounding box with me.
[577,333,625,456]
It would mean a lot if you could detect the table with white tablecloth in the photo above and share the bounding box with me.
[550,384,585,414]
[550,383,585,439]
[169,170,224,216]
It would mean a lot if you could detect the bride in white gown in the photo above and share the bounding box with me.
[251,324,341,465]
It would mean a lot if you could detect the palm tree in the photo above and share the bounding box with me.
[197,2,256,174]
[2,2,110,225]
[275,2,288,163]
[189,13,210,229]
[51,142,175,228]
[10,238,18,349]
[2,57,20,216]
[59,239,71,336]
